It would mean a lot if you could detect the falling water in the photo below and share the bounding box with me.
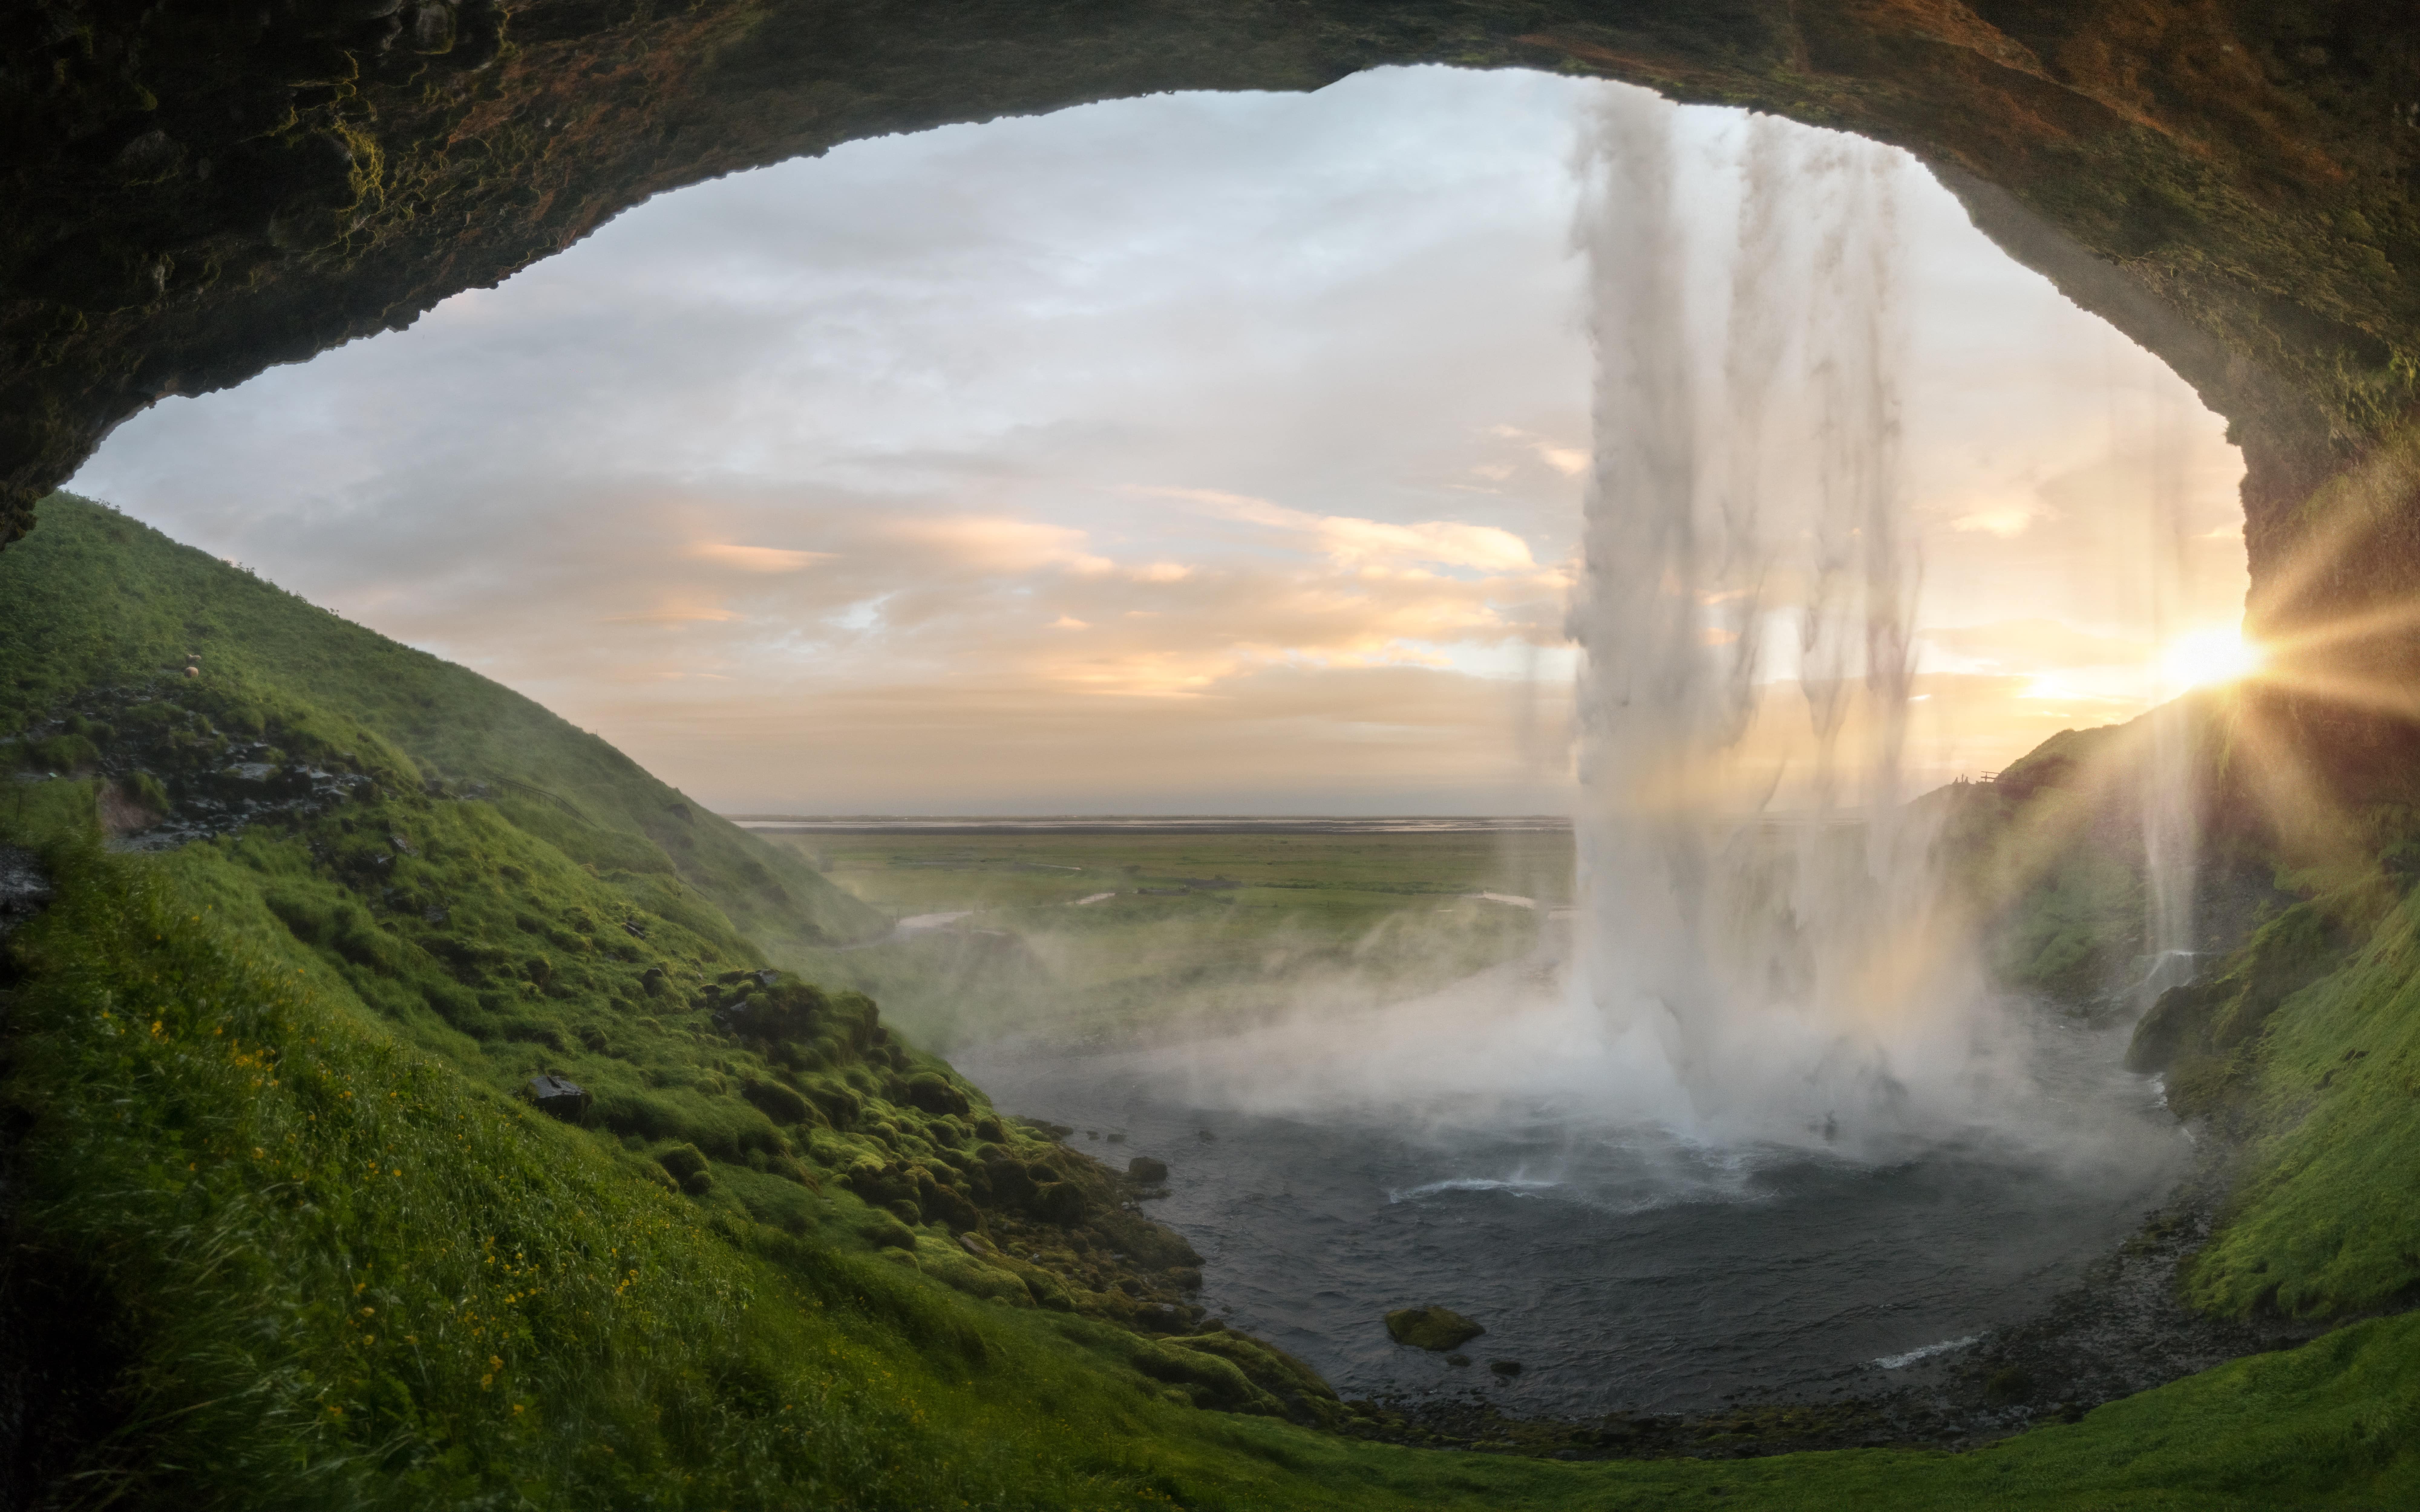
[1570,94,1982,1144]
[2138,381,2201,1002]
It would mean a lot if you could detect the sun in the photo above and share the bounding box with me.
[2159,624,2263,693]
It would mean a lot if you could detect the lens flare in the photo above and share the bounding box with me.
[2158,625,2261,692]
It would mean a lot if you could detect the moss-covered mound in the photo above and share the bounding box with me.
[1385,1306,1485,1353]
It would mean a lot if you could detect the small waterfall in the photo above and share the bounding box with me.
[1568,92,1980,1142]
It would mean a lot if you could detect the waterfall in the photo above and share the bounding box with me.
[1569,92,1979,1142]
[2138,381,2200,1002]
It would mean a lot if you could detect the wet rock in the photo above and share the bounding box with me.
[1029,1178,1087,1225]
[524,1072,589,1121]
[1386,1306,1484,1352]
[1126,1155,1169,1185]
[1488,1359,1523,1377]
[1983,1366,2036,1406]
[0,846,53,938]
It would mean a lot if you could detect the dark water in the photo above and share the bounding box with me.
[957,1022,2187,1418]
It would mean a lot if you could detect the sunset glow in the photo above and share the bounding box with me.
[2159,625,2263,693]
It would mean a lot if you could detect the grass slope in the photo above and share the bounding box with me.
[1,494,2417,1507]
[2137,874,2420,1318]
[0,496,885,953]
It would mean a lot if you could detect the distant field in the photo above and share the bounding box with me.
[756,827,1575,1048]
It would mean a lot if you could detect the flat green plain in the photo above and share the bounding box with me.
[765,828,1570,1047]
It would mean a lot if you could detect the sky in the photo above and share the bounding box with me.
[70,67,2248,815]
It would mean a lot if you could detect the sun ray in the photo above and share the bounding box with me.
[2213,693,2373,881]
[2241,664,2420,727]
[2256,595,2420,666]
[2242,442,2420,639]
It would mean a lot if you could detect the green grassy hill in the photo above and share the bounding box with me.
[1,493,2417,1509]
[0,495,887,955]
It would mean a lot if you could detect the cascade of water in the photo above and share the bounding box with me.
[1569,94,1979,1143]
[2138,380,2201,1001]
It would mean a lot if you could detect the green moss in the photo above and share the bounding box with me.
[2129,895,2366,1093]
[1385,1306,1485,1352]
[2173,880,2420,1317]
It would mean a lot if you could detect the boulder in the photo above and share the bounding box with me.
[902,1070,970,1116]
[524,1072,589,1121]
[740,1077,813,1125]
[1126,1155,1169,1185]
[1385,1305,1484,1352]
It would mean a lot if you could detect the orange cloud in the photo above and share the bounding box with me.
[1127,485,1538,572]
[682,541,835,572]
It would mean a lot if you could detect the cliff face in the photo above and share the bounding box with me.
[7,2,2418,650]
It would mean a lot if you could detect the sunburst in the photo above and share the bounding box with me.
[2158,625,2263,695]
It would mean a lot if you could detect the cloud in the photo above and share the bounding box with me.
[1923,618,2150,670]
[1486,424,1590,476]
[1319,517,1536,572]
[1481,421,1597,474]
[683,541,835,572]
[602,600,744,625]
[1130,485,1539,572]
[1949,505,2047,537]
[891,516,1113,575]
[598,663,1578,812]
